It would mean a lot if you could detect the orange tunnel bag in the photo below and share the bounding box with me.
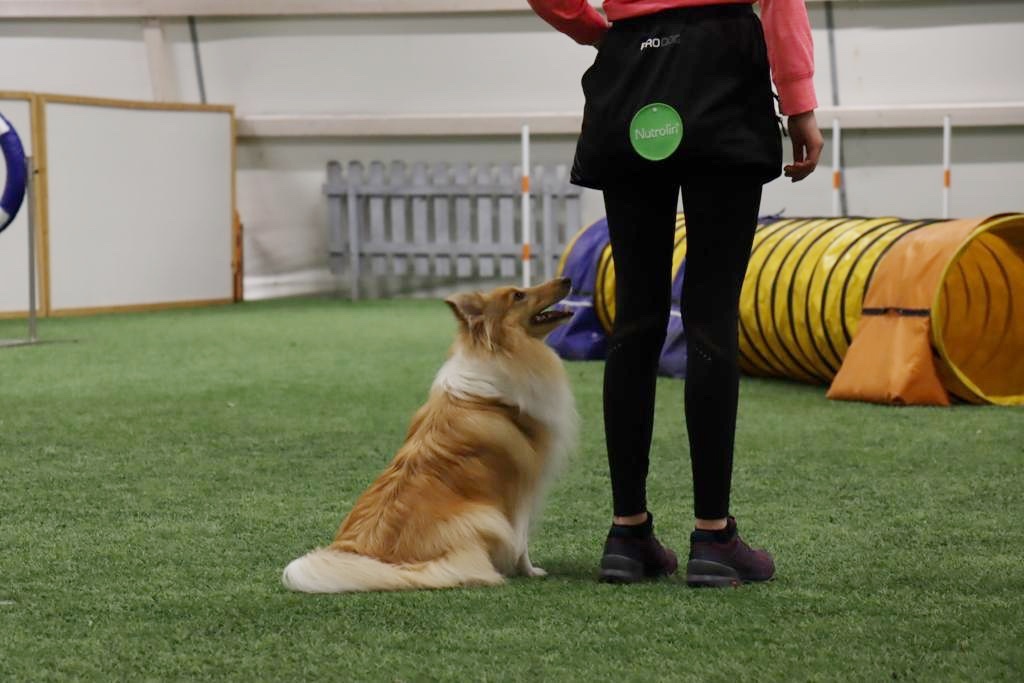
[828,214,1024,406]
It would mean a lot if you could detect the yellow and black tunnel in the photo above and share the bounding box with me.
[737,216,936,384]
[558,213,1024,405]
[594,214,689,334]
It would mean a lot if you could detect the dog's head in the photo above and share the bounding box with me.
[444,278,573,352]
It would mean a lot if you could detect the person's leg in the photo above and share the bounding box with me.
[679,177,760,524]
[602,182,679,519]
[598,181,680,582]
[679,175,775,586]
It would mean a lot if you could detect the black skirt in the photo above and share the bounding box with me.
[571,3,783,190]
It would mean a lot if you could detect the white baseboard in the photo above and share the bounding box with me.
[243,268,338,301]
[244,268,529,301]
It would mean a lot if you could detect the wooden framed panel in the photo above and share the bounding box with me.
[39,94,236,314]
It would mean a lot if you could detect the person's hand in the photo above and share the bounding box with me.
[784,110,824,182]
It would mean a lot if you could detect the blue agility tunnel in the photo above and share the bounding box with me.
[0,112,28,236]
[658,260,688,378]
[546,218,610,360]
[551,216,692,377]
[551,214,777,379]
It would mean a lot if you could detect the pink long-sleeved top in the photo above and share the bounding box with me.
[527,0,817,115]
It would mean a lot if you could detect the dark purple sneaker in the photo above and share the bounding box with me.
[599,514,679,583]
[686,517,775,587]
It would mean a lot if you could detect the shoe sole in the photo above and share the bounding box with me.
[599,554,676,584]
[685,559,772,588]
[599,554,645,583]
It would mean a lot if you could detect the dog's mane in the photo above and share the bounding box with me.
[431,345,578,466]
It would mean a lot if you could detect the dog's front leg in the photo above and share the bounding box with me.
[515,547,547,577]
[513,512,546,578]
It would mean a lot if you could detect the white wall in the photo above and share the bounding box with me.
[831,1,1024,105]
[189,14,597,115]
[3,1,1024,299]
[0,20,153,99]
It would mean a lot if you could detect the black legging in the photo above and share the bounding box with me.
[603,177,762,520]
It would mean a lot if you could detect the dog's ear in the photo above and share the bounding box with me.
[444,292,484,328]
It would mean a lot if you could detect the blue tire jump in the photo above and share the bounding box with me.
[0,112,28,236]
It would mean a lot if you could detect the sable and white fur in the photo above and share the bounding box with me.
[282,278,578,592]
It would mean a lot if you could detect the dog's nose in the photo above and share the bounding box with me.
[559,277,572,288]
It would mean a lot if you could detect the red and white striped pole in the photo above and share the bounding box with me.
[520,124,532,288]
[832,118,843,217]
[942,115,952,219]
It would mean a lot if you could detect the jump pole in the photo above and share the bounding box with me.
[942,115,952,219]
[520,124,531,288]
[832,118,843,218]
[25,155,38,342]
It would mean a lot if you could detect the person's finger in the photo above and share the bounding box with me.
[791,161,813,181]
[784,160,814,182]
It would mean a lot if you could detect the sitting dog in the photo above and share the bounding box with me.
[283,277,577,592]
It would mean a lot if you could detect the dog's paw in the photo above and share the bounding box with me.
[525,565,548,578]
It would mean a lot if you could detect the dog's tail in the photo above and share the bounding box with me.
[281,546,505,593]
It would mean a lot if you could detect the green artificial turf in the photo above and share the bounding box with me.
[1,299,1021,681]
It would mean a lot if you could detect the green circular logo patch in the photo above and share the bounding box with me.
[629,103,683,161]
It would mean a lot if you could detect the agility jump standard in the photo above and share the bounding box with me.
[0,112,27,235]
[0,111,39,346]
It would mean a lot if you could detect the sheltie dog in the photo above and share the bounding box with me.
[282,277,578,592]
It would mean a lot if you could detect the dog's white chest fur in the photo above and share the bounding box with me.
[432,348,578,468]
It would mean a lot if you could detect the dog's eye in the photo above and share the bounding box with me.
[513,291,525,302]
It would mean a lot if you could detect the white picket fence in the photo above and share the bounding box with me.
[324,160,582,299]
